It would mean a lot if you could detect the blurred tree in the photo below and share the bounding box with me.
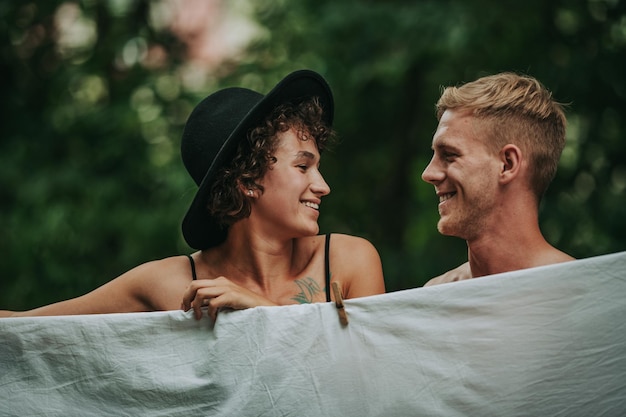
[1,0,625,310]
[0,1,196,309]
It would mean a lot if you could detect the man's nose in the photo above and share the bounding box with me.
[421,157,443,184]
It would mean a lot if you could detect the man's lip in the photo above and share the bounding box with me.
[437,192,456,204]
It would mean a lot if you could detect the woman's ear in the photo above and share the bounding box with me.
[499,144,522,185]
[237,181,255,198]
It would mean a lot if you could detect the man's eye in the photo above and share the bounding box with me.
[443,153,458,161]
[297,164,308,171]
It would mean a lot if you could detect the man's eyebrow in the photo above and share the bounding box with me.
[433,141,461,153]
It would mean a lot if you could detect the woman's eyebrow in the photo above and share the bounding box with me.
[294,150,317,160]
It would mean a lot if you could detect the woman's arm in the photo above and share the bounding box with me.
[0,257,190,317]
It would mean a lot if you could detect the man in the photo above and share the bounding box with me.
[422,72,574,286]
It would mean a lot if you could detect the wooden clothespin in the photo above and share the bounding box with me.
[331,281,349,326]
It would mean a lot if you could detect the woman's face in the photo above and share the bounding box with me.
[251,127,330,239]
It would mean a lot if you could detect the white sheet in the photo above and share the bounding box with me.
[1,252,625,416]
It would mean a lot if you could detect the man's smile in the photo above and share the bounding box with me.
[438,192,456,205]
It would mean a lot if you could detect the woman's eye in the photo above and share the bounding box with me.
[297,165,308,171]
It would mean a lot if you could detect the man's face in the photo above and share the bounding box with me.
[421,109,502,241]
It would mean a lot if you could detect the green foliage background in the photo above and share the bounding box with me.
[1,0,625,310]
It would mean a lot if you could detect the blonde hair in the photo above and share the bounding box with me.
[436,72,566,199]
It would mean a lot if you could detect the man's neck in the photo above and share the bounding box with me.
[467,229,574,277]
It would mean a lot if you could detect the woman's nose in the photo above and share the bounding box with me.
[312,171,331,196]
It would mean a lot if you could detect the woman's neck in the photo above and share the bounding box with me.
[201,225,302,290]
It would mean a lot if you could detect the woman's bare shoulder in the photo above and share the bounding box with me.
[297,233,379,257]
[128,254,192,278]
[115,254,196,311]
[327,233,379,256]
[324,233,385,297]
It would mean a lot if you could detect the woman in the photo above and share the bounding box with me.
[1,70,385,320]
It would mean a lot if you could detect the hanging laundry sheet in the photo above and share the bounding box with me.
[1,252,625,416]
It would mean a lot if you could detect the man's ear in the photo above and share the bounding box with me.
[499,144,522,184]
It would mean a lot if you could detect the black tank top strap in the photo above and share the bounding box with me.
[324,233,331,302]
[187,254,197,281]
[188,243,329,296]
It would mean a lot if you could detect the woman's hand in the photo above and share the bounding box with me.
[181,277,277,321]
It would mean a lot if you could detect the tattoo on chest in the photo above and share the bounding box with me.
[291,277,324,304]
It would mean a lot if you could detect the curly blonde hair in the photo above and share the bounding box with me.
[436,72,567,199]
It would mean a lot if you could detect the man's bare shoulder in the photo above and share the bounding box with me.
[423,262,472,287]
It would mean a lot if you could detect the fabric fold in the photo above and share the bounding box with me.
[1,252,625,416]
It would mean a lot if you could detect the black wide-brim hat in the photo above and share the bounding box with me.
[181,70,334,249]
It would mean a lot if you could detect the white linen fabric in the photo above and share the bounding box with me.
[1,252,625,417]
